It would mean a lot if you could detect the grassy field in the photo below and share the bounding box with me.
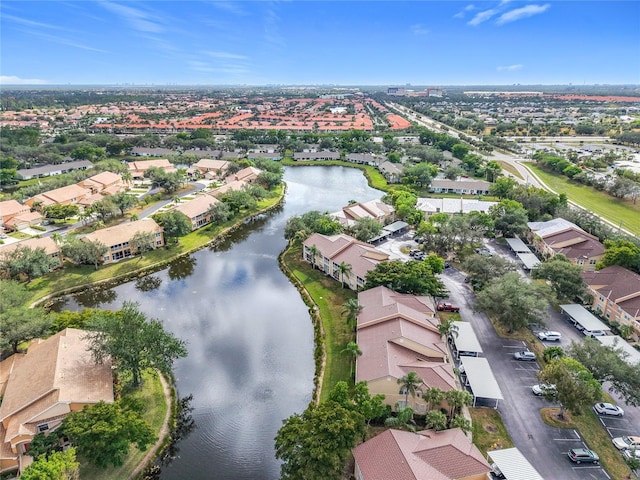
[282,243,354,401]
[79,370,168,480]
[526,165,640,236]
[469,407,514,455]
[497,160,524,180]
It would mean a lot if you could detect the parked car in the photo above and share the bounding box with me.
[584,329,606,338]
[612,435,640,450]
[475,247,493,256]
[513,351,536,361]
[490,463,505,479]
[623,448,640,460]
[593,402,624,417]
[567,448,599,464]
[444,262,451,268]
[409,249,421,258]
[437,302,460,312]
[536,330,561,342]
[0,232,7,239]
[531,383,557,396]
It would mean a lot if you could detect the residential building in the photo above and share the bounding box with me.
[353,428,491,480]
[582,266,640,337]
[527,218,604,271]
[356,286,455,413]
[15,160,93,180]
[77,171,125,195]
[208,180,248,197]
[82,218,164,264]
[231,166,262,183]
[247,152,281,161]
[25,184,92,209]
[331,200,395,228]
[346,153,384,165]
[193,159,230,178]
[293,151,340,161]
[0,200,30,230]
[0,237,63,270]
[172,194,220,230]
[416,197,497,216]
[0,328,113,474]
[127,159,177,180]
[302,233,389,291]
[130,147,175,157]
[376,161,403,184]
[428,179,492,195]
[2,211,43,232]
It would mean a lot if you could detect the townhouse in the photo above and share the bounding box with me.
[582,265,640,338]
[25,184,92,210]
[127,159,177,180]
[293,151,341,161]
[0,237,63,270]
[0,200,31,231]
[302,233,389,291]
[428,179,492,195]
[416,197,497,217]
[77,171,125,195]
[192,159,230,178]
[15,160,93,180]
[82,218,164,264]
[330,199,395,228]
[172,194,220,230]
[231,166,262,183]
[0,329,113,474]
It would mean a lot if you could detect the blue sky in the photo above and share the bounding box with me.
[1,1,639,86]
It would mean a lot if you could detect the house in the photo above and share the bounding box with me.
[527,218,604,271]
[231,166,262,183]
[582,266,640,337]
[247,152,282,161]
[0,200,30,230]
[356,286,455,413]
[416,197,497,216]
[353,428,491,480]
[0,328,114,474]
[208,180,248,197]
[172,194,220,230]
[428,179,492,195]
[25,184,92,209]
[346,153,384,165]
[293,151,340,161]
[130,147,175,157]
[77,171,125,195]
[330,200,395,228]
[376,161,403,184]
[2,211,44,232]
[127,159,177,180]
[0,237,62,270]
[193,159,230,178]
[15,160,93,180]
[302,233,389,291]
[82,218,164,264]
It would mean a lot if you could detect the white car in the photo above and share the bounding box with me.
[623,448,640,460]
[532,384,557,396]
[612,435,640,450]
[593,402,624,417]
[536,330,561,341]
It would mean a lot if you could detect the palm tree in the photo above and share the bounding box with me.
[423,386,444,412]
[342,341,362,379]
[384,407,416,432]
[173,195,181,204]
[342,298,362,331]
[444,389,473,419]
[397,371,424,409]
[438,318,459,339]
[450,414,472,433]
[425,410,447,431]
[51,232,63,245]
[338,261,352,288]
[130,213,139,222]
[122,170,133,187]
[307,244,320,269]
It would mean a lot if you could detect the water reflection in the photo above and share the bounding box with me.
[73,287,118,308]
[135,275,162,292]
[167,256,197,281]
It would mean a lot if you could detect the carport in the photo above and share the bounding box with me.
[596,335,640,365]
[459,356,503,408]
[560,304,611,333]
[450,321,483,358]
[505,237,531,254]
[487,448,544,480]
[517,252,541,270]
[382,220,409,237]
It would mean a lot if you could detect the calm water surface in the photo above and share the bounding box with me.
[58,166,382,479]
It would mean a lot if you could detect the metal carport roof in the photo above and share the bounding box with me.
[560,304,611,332]
[451,321,483,356]
[517,252,541,270]
[382,220,409,234]
[505,237,531,253]
[460,356,503,407]
[596,335,640,365]
[487,448,544,480]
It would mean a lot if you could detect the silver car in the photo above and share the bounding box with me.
[593,402,624,417]
[513,350,536,361]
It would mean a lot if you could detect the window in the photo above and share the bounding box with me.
[37,423,49,432]
[589,259,597,265]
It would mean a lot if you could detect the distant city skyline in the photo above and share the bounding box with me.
[1,1,639,86]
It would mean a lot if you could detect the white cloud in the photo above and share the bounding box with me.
[100,1,164,33]
[468,8,498,26]
[454,4,475,19]
[411,24,429,35]
[208,1,248,16]
[204,51,248,60]
[0,75,48,85]
[497,64,523,71]
[496,4,550,25]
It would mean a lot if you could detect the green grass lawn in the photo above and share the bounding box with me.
[79,370,168,480]
[469,407,514,455]
[526,165,640,236]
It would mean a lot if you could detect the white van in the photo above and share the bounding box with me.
[536,330,561,342]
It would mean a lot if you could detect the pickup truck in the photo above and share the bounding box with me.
[437,302,460,312]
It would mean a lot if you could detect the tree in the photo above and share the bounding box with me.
[337,261,352,288]
[85,301,188,387]
[307,244,321,269]
[543,346,565,363]
[342,341,362,379]
[597,239,640,273]
[153,210,191,243]
[0,281,51,353]
[365,260,448,296]
[21,448,79,480]
[402,162,438,188]
[490,176,518,199]
[423,386,444,411]
[130,231,157,258]
[63,400,155,468]
[61,238,108,270]
[352,381,388,427]
[438,318,459,339]
[384,407,416,432]
[111,192,138,216]
[206,200,232,223]
[451,143,470,160]
[484,160,502,182]
[531,256,587,302]
[0,245,58,281]
[489,199,529,237]
[425,410,448,431]
[43,204,79,221]
[342,298,362,331]
[91,197,118,222]
[462,254,517,290]
[443,165,465,180]
[70,145,105,161]
[537,357,602,418]
[444,389,473,418]
[475,272,551,332]
[397,371,424,408]
[349,217,382,242]
[450,414,472,433]
[274,400,365,480]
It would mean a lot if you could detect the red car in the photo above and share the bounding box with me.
[437,302,460,312]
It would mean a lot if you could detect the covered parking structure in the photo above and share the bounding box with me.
[382,220,409,237]
[517,252,541,270]
[459,356,503,408]
[487,448,544,480]
[505,237,531,254]
[596,335,640,365]
[449,321,483,358]
[560,304,611,334]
